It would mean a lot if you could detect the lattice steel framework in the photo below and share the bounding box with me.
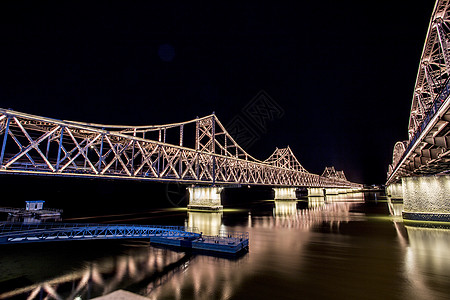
[408,0,450,138]
[263,146,308,172]
[0,108,361,188]
[321,166,348,181]
[387,0,450,183]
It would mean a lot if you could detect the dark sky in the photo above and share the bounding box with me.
[0,1,436,184]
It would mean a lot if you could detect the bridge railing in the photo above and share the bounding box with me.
[0,222,186,234]
[196,230,249,245]
[389,77,450,181]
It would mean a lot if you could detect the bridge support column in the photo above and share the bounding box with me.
[402,175,450,222]
[187,186,223,211]
[325,188,339,195]
[386,183,403,200]
[273,187,297,200]
[307,188,324,197]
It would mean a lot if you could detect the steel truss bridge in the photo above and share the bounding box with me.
[387,0,450,184]
[0,108,361,188]
[0,222,199,244]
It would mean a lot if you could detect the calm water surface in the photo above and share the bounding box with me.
[1,191,450,299]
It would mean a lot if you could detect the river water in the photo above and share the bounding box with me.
[1,191,450,300]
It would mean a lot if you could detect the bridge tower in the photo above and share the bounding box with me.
[319,167,354,196]
[267,147,307,201]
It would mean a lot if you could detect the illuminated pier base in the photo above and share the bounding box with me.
[337,188,348,194]
[325,188,339,195]
[273,187,297,200]
[307,187,324,197]
[386,183,403,200]
[402,175,450,222]
[187,186,223,211]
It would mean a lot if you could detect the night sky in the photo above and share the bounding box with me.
[0,1,436,184]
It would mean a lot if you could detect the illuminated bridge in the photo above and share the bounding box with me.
[387,0,450,221]
[0,108,361,209]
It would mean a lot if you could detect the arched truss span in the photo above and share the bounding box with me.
[409,1,450,138]
[0,108,362,188]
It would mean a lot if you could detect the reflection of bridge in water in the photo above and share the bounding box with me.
[390,208,450,299]
[186,211,224,236]
[150,194,366,299]
[1,194,368,300]
[403,225,450,293]
[0,245,191,299]
[268,196,365,230]
[185,194,366,235]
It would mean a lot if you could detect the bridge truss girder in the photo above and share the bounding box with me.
[388,0,450,184]
[387,113,450,183]
[408,0,450,138]
[0,109,361,188]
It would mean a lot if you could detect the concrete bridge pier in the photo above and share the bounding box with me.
[402,175,450,222]
[308,187,325,197]
[386,183,403,200]
[187,186,223,211]
[273,187,297,200]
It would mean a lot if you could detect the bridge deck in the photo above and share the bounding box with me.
[150,231,249,254]
[387,79,450,184]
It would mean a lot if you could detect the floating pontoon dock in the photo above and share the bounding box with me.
[0,222,249,255]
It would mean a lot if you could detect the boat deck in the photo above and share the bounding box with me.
[0,207,62,218]
[150,231,249,254]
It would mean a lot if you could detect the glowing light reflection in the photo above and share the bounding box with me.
[187,211,223,236]
[400,226,450,299]
[1,247,187,300]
